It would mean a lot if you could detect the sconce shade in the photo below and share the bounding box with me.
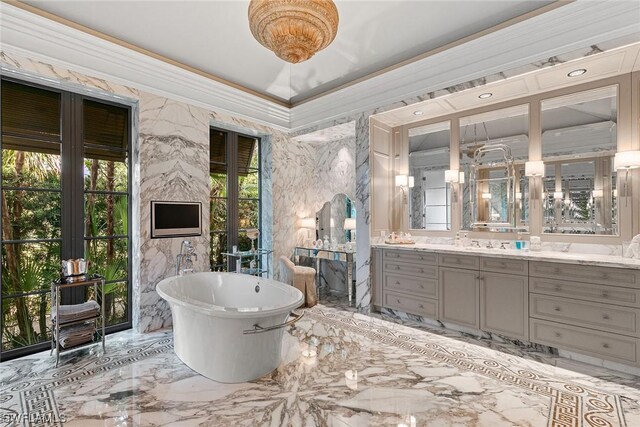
[343,218,356,230]
[298,217,315,229]
[525,160,545,177]
[408,176,415,188]
[481,192,492,200]
[458,171,465,184]
[614,151,640,170]
[553,191,563,199]
[444,169,459,183]
[395,175,408,187]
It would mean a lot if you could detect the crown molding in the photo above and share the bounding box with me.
[0,2,292,130]
[289,0,640,130]
[1,1,639,132]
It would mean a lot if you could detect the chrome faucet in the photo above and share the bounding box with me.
[486,241,494,249]
[176,240,198,276]
[471,240,481,248]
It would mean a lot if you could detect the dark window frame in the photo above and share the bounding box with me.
[0,77,133,361]
[209,127,262,271]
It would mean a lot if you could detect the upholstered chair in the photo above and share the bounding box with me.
[279,256,317,307]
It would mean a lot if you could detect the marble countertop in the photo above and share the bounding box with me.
[371,242,640,270]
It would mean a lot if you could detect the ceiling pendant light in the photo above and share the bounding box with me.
[248,0,339,64]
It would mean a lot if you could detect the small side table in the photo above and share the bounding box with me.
[50,275,106,367]
[222,248,273,277]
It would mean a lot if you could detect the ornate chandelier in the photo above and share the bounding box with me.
[248,0,339,64]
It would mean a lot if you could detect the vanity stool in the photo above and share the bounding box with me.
[279,256,317,307]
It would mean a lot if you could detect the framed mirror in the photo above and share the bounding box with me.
[460,105,529,231]
[408,121,451,231]
[541,85,618,235]
[316,193,356,244]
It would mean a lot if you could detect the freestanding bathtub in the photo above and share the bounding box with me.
[156,272,304,383]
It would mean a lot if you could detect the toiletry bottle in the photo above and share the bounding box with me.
[455,232,461,247]
[462,232,469,248]
[516,232,523,250]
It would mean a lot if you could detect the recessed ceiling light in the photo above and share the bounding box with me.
[478,93,493,99]
[413,111,424,116]
[567,68,587,77]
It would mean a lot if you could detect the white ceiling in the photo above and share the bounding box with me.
[21,0,554,104]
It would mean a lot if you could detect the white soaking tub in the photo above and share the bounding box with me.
[156,272,304,383]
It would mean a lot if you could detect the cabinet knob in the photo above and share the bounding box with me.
[419,304,424,309]
[555,332,562,338]
[601,292,609,298]
[420,269,424,273]
[396,299,401,304]
[602,343,610,349]
[554,306,561,312]
[602,314,610,320]
[554,286,562,292]
[419,284,424,288]
[395,281,400,285]
[396,265,400,270]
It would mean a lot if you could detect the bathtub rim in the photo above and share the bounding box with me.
[156,272,304,319]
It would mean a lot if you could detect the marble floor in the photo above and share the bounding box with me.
[1,306,640,426]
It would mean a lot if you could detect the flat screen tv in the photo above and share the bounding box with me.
[151,201,202,238]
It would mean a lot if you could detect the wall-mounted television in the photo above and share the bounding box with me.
[151,201,202,238]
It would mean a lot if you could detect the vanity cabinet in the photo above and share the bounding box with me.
[380,249,438,318]
[529,261,640,366]
[439,255,528,338]
[374,247,640,367]
[480,271,528,340]
[439,267,479,328]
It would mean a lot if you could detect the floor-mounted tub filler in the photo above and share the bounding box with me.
[156,272,304,383]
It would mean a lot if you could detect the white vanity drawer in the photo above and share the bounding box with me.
[530,294,640,337]
[530,262,640,289]
[439,253,479,270]
[384,250,437,265]
[384,291,437,318]
[481,257,528,275]
[530,319,638,366]
[384,273,438,299]
[530,277,640,308]
[383,261,438,278]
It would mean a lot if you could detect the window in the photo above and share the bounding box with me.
[210,128,261,271]
[1,78,132,360]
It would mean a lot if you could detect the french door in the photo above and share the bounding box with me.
[209,127,262,271]
[0,78,132,361]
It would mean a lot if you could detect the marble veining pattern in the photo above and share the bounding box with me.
[2,306,640,426]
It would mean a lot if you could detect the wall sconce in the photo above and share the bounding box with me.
[408,176,415,188]
[614,150,640,205]
[395,174,409,204]
[525,160,544,201]
[445,169,459,201]
[444,169,459,183]
[458,171,465,184]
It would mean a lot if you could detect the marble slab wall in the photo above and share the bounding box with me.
[0,51,286,333]
[272,132,356,280]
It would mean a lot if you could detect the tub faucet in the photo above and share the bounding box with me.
[176,240,198,276]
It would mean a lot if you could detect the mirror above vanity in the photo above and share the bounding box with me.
[371,64,638,243]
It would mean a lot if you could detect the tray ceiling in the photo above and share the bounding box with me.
[20,0,555,105]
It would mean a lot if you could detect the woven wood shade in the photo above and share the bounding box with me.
[248,0,339,64]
